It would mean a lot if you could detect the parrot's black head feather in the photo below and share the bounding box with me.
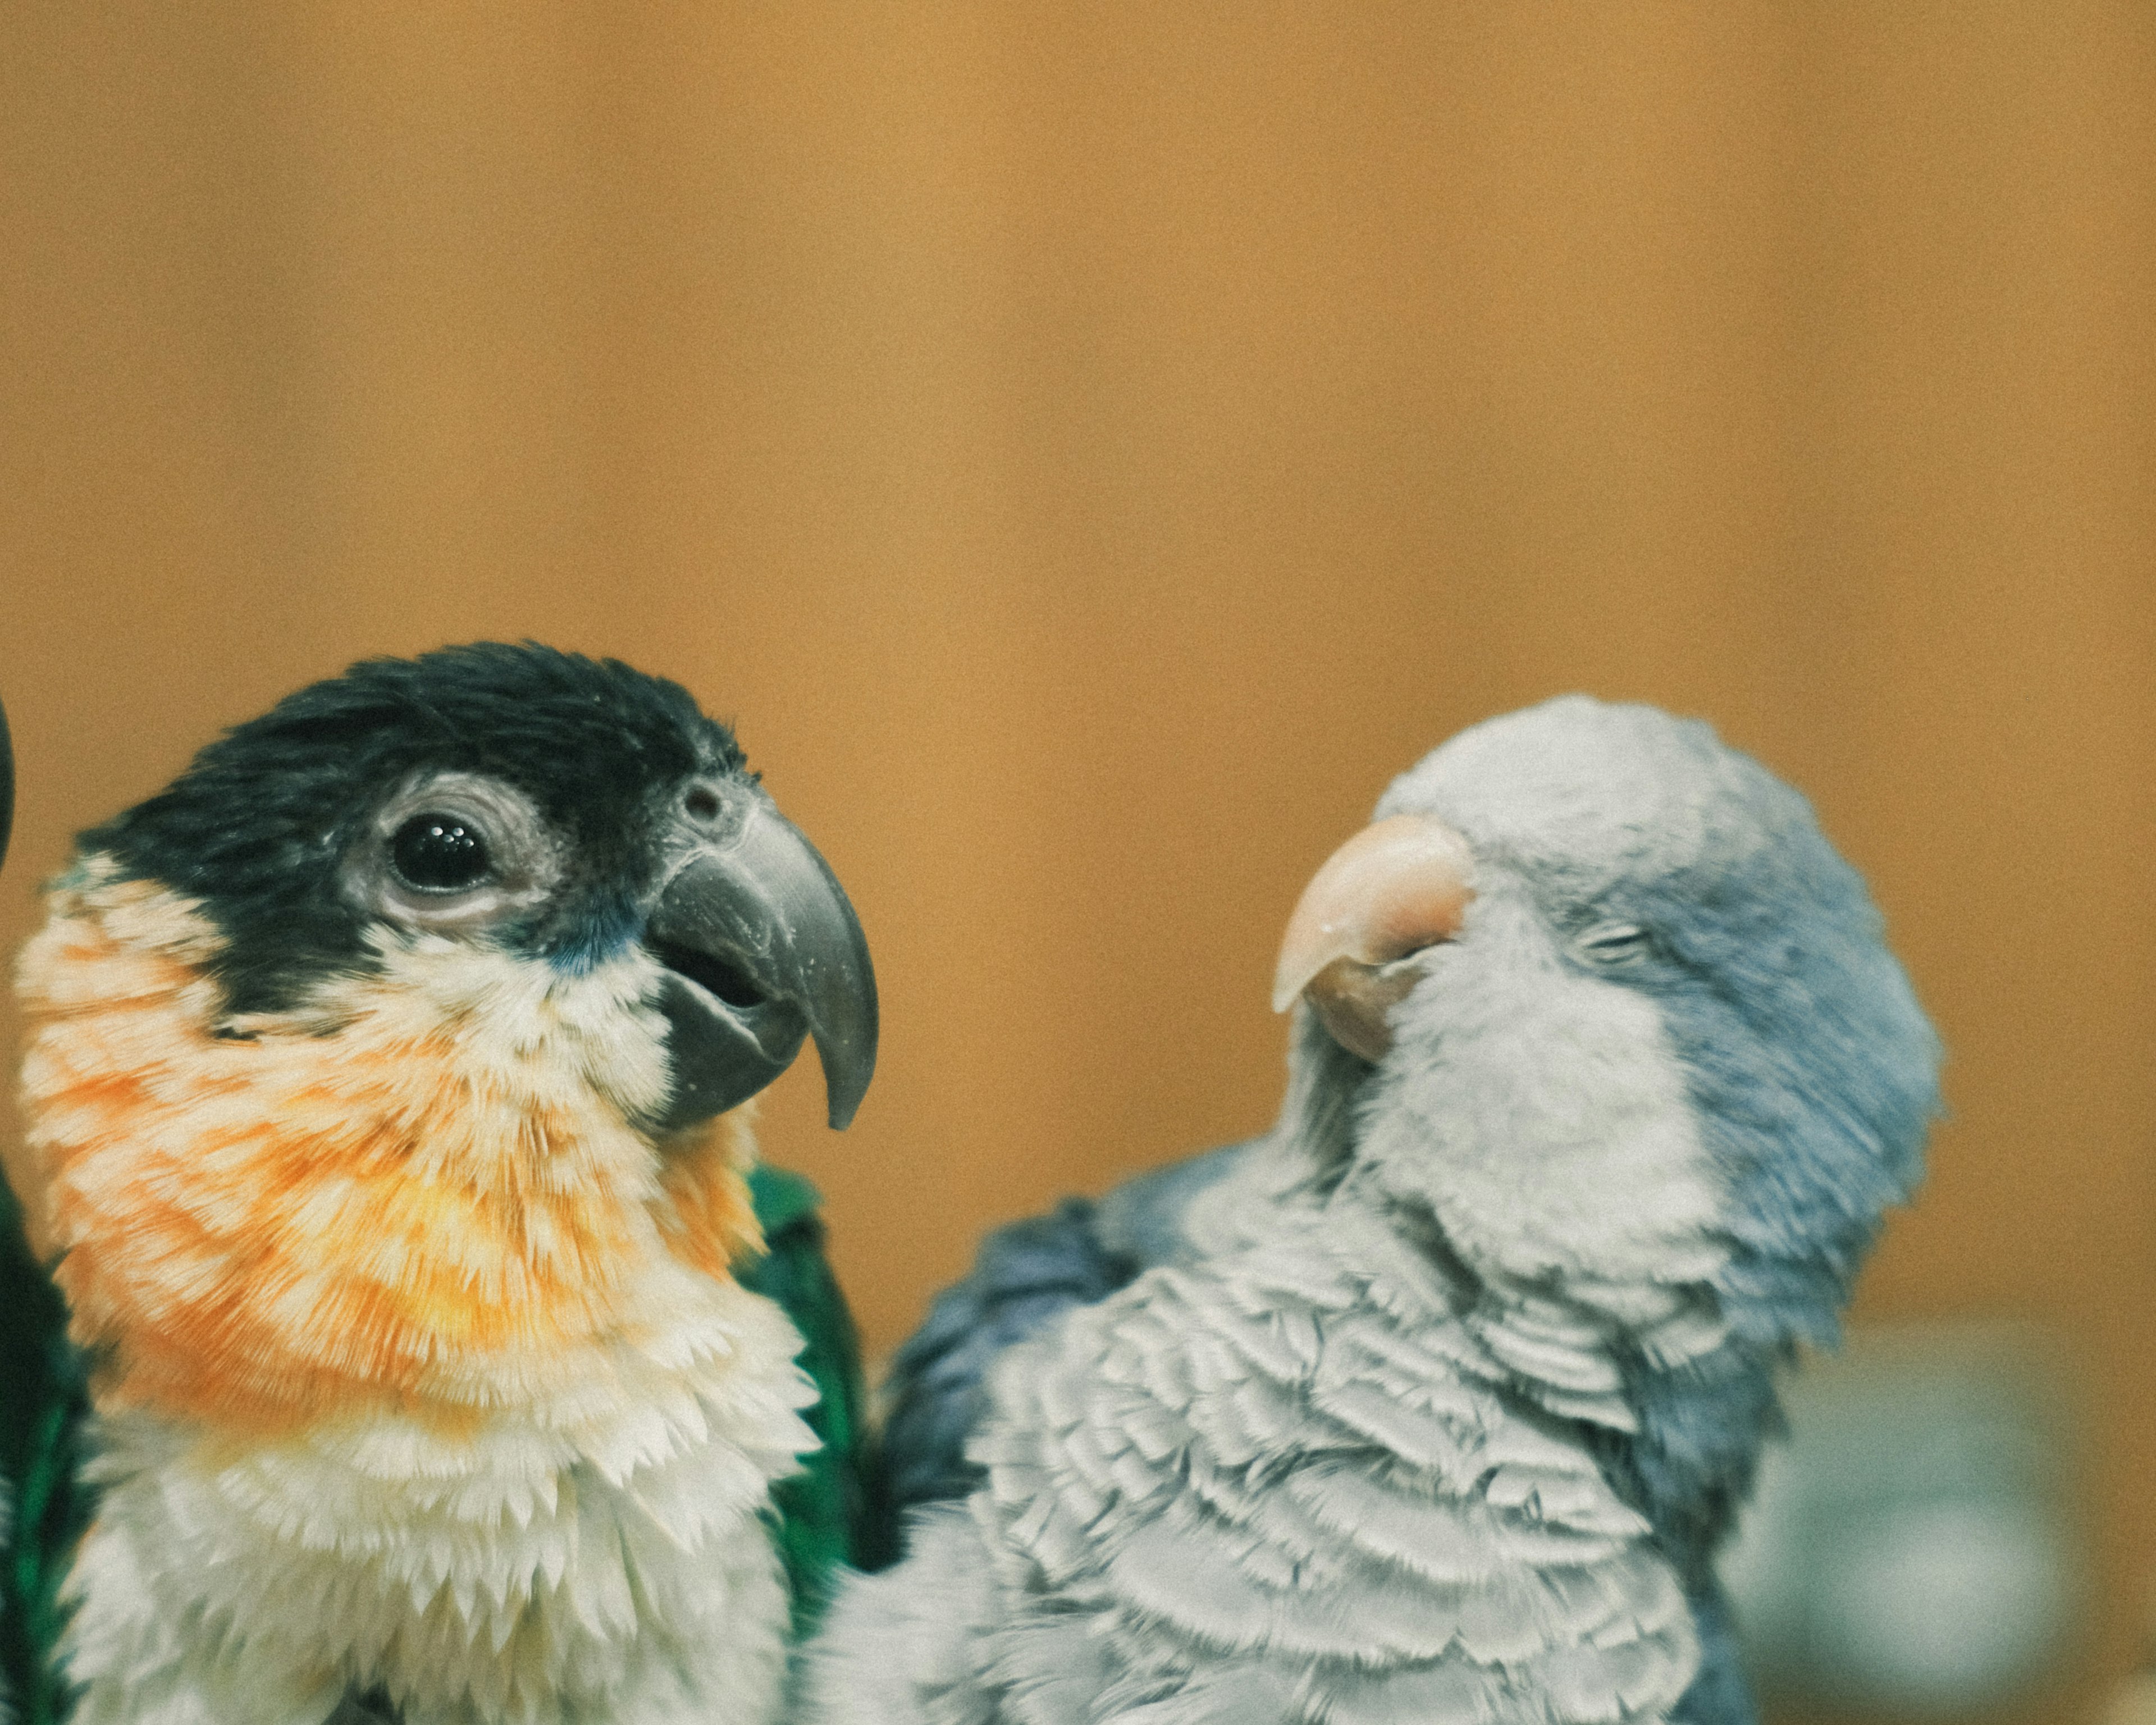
[84,642,749,1015]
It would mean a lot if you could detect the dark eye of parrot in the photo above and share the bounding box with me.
[390,814,494,892]
[349,772,560,932]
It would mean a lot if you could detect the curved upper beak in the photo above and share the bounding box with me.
[1271,813,1474,1061]
[643,793,878,1132]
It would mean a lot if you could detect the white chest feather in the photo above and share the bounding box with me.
[810,1203,1700,1725]
[62,1285,814,1725]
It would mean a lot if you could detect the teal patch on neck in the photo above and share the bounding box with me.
[748,1162,824,1242]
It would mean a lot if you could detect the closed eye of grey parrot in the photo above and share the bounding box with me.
[823,696,1940,1725]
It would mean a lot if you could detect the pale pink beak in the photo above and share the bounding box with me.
[1271,814,1475,1061]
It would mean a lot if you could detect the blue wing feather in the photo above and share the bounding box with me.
[879,1143,1254,1516]
[880,1198,1131,1512]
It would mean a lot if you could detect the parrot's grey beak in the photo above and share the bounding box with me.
[1271,813,1474,1062]
[0,692,12,873]
[643,792,878,1133]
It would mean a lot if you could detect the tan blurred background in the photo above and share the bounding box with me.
[1,4,2149,1719]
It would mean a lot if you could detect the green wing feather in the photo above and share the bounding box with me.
[0,1176,92,1725]
[740,1165,893,1636]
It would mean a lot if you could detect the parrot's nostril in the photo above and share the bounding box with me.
[650,938,766,1008]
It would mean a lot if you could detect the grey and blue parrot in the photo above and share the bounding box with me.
[818,696,1940,1725]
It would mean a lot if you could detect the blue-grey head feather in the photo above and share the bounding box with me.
[1374,695,1938,1355]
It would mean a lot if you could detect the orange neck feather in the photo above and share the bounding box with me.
[17,865,764,1438]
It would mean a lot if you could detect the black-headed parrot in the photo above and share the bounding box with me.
[0,646,888,1725]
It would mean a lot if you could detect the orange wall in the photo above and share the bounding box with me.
[2,6,2150,1717]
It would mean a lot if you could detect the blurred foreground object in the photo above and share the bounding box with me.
[2110,1673,2156,1725]
[0,646,880,1724]
[1720,1322,2077,1713]
[822,697,1939,1724]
